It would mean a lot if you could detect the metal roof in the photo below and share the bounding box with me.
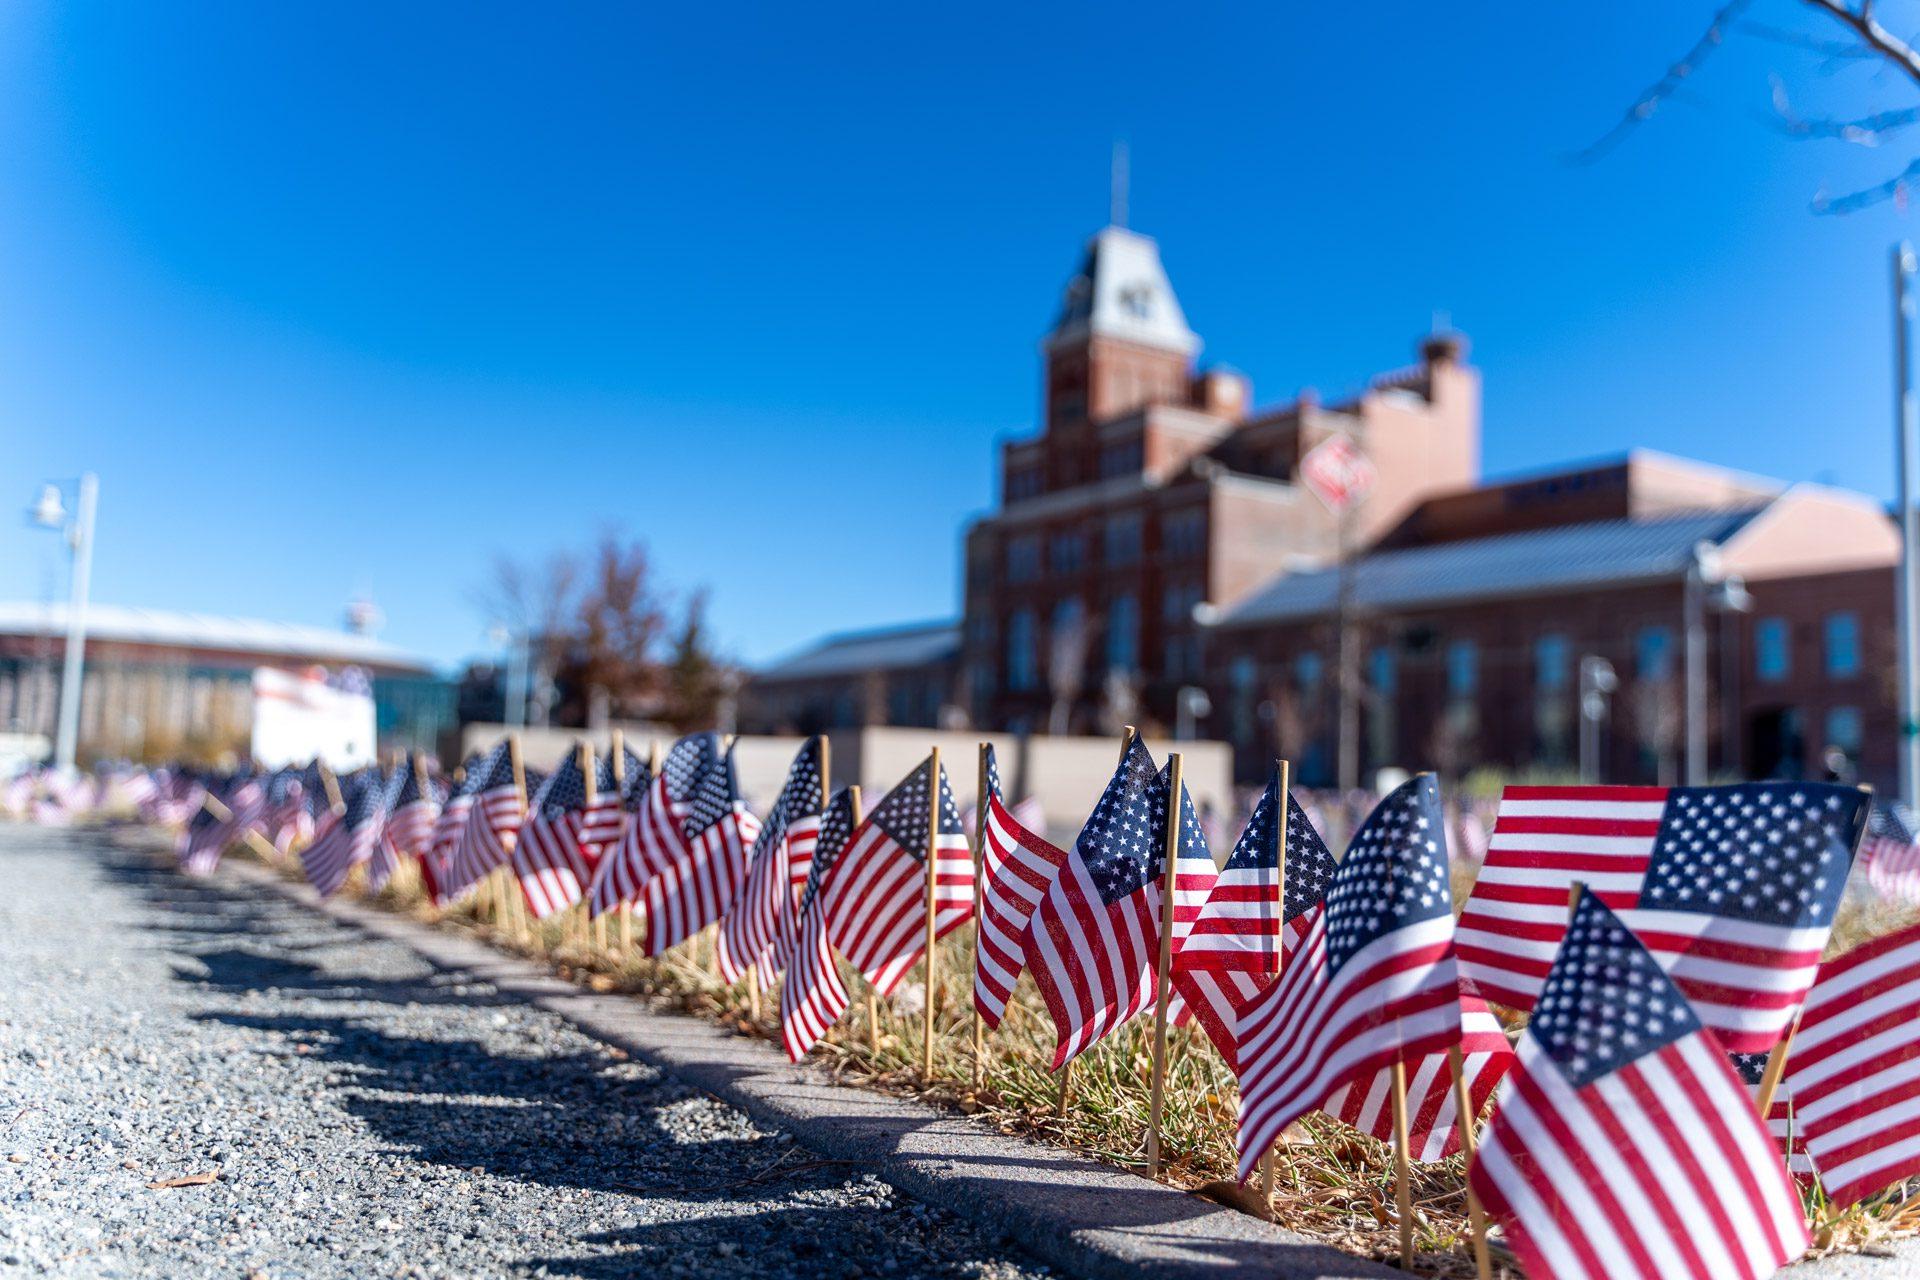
[756,620,960,682]
[1215,506,1769,629]
[1046,226,1200,356]
[0,602,436,672]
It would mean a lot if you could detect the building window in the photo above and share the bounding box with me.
[1103,513,1142,566]
[1163,509,1207,558]
[1296,651,1324,698]
[1636,626,1674,682]
[1534,633,1570,693]
[1006,469,1043,502]
[1049,531,1086,575]
[1755,617,1790,683]
[1100,440,1143,479]
[1230,655,1258,747]
[1007,610,1037,692]
[1106,594,1139,673]
[1369,646,1396,696]
[1049,598,1085,678]
[1825,705,1863,758]
[1162,580,1204,623]
[1825,612,1861,679]
[1448,640,1478,701]
[1006,535,1041,584]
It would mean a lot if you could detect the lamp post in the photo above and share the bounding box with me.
[28,474,97,775]
[1894,243,1920,808]
[486,624,528,729]
[1578,656,1617,784]
[1683,542,1753,786]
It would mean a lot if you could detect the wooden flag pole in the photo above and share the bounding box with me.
[609,731,629,950]
[319,763,345,816]
[1145,750,1186,1180]
[971,740,989,1088]
[506,733,529,940]
[1259,756,1292,1209]
[921,746,942,1079]
[1390,1058,1415,1269]
[412,750,436,912]
[1449,1042,1493,1280]
[201,791,280,863]
[576,740,596,948]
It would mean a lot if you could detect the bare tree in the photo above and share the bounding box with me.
[559,534,671,724]
[1589,0,1920,212]
[472,549,579,727]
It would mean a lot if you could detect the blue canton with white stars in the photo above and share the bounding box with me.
[1639,783,1869,927]
[662,734,721,805]
[1321,775,1451,974]
[983,744,1003,803]
[533,753,588,820]
[1224,773,1280,873]
[1075,737,1164,908]
[682,749,741,840]
[1533,891,1702,1088]
[867,757,965,858]
[1284,794,1338,924]
[776,737,826,820]
[1154,761,1212,873]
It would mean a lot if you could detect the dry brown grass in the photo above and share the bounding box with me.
[234,842,1916,1277]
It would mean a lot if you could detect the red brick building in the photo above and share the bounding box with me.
[959,225,1480,736]
[747,221,1903,791]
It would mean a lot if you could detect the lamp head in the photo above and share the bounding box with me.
[29,484,65,529]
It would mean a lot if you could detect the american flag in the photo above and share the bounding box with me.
[1861,800,1920,904]
[643,745,760,956]
[301,770,390,898]
[1171,771,1333,1071]
[719,737,825,987]
[587,733,716,919]
[178,798,226,876]
[1456,785,1668,1011]
[1620,782,1869,1054]
[381,758,442,862]
[1780,919,1920,1208]
[972,743,1069,1030]
[512,750,603,919]
[423,752,485,904]
[1234,775,1461,1179]
[1322,995,1513,1162]
[821,753,973,997]
[1729,1050,1814,1179]
[214,774,266,851]
[444,743,528,900]
[264,767,314,855]
[1470,891,1809,1280]
[780,787,859,1060]
[578,745,634,855]
[1022,738,1208,1069]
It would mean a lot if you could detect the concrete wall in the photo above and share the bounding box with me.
[458,721,1234,840]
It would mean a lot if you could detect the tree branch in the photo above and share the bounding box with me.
[1768,73,1920,144]
[1812,152,1920,212]
[1573,0,1756,163]
[1797,0,1920,91]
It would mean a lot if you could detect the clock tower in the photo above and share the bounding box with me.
[1042,226,1200,433]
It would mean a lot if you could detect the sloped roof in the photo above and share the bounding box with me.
[1216,506,1769,629]
[0,602,435,672]
[756,620,960,682]
[1046,226,1200,356]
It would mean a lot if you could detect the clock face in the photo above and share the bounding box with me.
[1119,284,1154,319]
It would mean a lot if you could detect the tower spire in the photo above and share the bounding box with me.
[1110,139,1128,229]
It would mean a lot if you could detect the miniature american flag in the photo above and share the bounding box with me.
[178,799,225,876]
[1620,782,1869,1053]
[512,750,600,919]
[1456,785,1667,1011]
[587,733,715,918]
[444,744,528,900]
[1322,994,1513,1161]
[423,753,484,903]
[781,787,859,1060]
[719,737,825,987]
[1234,775,1461,1179]
[1169,767,1307,1071]
[1471,891,1809,1280]
[264,767,314,855]
[1780,919,1920,1208]
[821,754,973,998]
[381,758,441,863]
[972,743,1069,1030]
[301,770,389,898]
[1024,738,1212,1068]
[1861,800,1920,904]
[644,745,759,956]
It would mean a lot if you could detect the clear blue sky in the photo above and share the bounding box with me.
[1,3,1913,670]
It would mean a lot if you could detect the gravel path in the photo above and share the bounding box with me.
[0,825,1054,1280]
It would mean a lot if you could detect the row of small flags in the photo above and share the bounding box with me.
[14,744,1920,1278]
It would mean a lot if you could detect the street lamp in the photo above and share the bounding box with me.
[1578,656,1617,784]
[486,624,528,728]
[26,474,97,775]
[1683,541,1752,785]
[1174,685,1212,741]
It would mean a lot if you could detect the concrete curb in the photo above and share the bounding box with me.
[214,857,1398,1280]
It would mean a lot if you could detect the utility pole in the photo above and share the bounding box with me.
[1335,505,1360,794]
[1896,244,1920,808]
